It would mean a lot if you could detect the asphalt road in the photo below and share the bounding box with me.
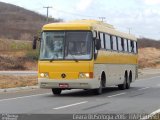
[0,76,160,119]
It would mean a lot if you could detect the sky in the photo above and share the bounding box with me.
[0,0,160,40]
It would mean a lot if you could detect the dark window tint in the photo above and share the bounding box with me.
[100,33,105,49]
[130,41,134,52]
[134,41,137,53]
[110,36,113,50]
[121,38,124,51]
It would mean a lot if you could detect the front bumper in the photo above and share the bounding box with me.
[38,78,99,89]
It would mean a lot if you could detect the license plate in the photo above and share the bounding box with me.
[59,83,69,88]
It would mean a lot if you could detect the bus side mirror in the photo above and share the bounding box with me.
[32,36,38,50]
[95,39,101,50]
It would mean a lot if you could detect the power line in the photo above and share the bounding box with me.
[53,7,99,19]
[43,6,52,22]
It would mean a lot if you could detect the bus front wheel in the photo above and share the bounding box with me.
[52,88,62,95]
[93,82,102,95]
[93,78,104,95]
[94,73,106,95]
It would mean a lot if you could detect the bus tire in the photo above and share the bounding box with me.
[93,73,106,95]
[118,72,127,90]
[84,89,88,90]
[126,78,130,89]
[52,88,62,95]
[93,80,103,95]
[126,72,132,89]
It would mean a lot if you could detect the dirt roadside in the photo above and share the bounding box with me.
[0,75,37,89]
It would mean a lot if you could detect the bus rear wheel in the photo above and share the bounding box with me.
[126,72,132,89]
[118,73,128,90]
[52,88,62,95]
[118,81,126,90]
[126,77,130,89]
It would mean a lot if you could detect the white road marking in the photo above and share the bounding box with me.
[0,93,51,102]
[53,101,88,110]
[107,93,126,98]
[140,108,160,120]
[138,87,150,91]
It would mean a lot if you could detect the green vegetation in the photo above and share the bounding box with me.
[11,42,31,50]
[0,39,32,51]
[25,49,39,60]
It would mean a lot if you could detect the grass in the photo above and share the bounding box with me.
[0,39,32,51]
[25,49,39,60]
[11,41,31,51]
[0,39,39,70]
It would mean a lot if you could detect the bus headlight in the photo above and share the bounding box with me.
[40,73,49,78]
[79,72,93,79]
[85,73,90,78]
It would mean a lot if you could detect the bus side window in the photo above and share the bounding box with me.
[124,39,128,52]
[118,37,122,51]
[128,40,131,53]
[116,37,118,51]
[112,36,117,51]
[110,35,113,50]
[100,32,105,49]
[136,42,138,53]
[121,38,124,51]
[130,41,134,53]
[105,34,111,50]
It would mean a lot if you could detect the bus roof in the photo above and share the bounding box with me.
[43,19,137,41]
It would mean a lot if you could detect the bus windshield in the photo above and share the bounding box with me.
[39,31,92,60]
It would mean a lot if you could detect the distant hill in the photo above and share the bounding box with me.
[0,2,61,40]
[138,38,160,49]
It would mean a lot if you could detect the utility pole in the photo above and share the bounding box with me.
[128,27,132,34]
[43,6,52,22]
[99,17,106,22]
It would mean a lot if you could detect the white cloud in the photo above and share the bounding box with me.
[143,0,160,5]
[144,8,160,16]
[76,0,93,12]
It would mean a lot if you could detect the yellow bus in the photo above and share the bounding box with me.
[34,20,138,95]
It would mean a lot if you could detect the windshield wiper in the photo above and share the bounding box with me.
[50,54,59,62]
[67,49,79,62]
[50,58,55,62]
